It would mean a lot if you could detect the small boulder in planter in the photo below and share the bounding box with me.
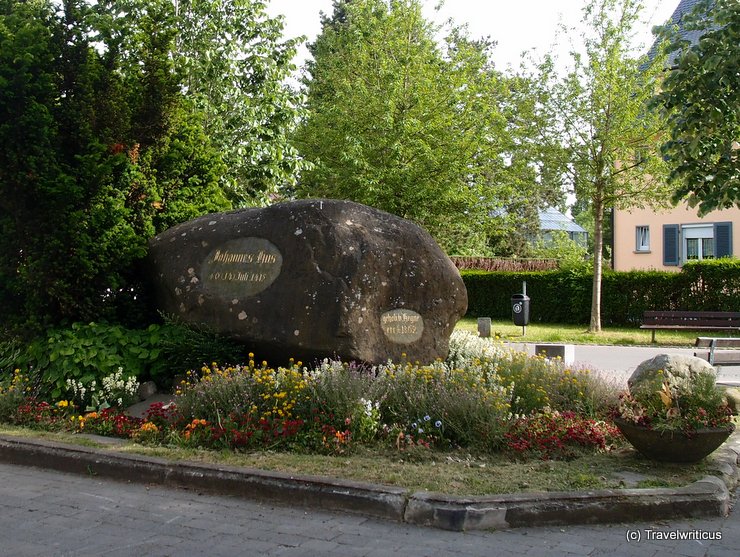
[628,354,716,393]
[615,354,735,463]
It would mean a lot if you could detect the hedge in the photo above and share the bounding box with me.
[462,259,740,327]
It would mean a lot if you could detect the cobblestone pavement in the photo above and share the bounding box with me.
[1,463,739,557]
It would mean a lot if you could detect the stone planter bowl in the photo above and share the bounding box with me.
[614,418,735,463]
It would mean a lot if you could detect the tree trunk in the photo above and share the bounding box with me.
[589,197,604,333]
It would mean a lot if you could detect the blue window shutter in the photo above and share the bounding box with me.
[663,224,679,266]
[714,222,733,258]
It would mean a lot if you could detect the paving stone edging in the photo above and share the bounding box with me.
[1,432,739,531]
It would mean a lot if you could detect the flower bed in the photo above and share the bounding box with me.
[0,331,622,460]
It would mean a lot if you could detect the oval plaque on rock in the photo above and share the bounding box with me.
[381,309,424,344]
[202,237,282,297]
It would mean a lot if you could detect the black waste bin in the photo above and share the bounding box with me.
[511,294,530,326]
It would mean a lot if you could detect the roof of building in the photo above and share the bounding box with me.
[538,207,587,234]
[648,0,712,65]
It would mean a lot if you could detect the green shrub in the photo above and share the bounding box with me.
[150,319,250,385]
[2,320,253,399]
[462,259,740,326]
[11,323,162,399]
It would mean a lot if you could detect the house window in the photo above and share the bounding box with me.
[663,222,733,267]
[635,226,650,252]
[683,224,713,262]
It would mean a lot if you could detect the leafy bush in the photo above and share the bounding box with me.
[11,323,161,399]
[1,320,253,399]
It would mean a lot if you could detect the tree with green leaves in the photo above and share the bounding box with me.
[104,0,307,205]
[537,0,672,331]
[653,0,739,214]
[294,0,564,255]
[0,0,228,333]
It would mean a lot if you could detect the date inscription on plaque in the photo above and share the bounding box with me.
[381,309,424,344]
[202,238,282,297]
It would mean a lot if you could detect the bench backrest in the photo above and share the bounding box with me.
[643,311,740,327]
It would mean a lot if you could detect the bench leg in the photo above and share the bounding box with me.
[651,330,656,343]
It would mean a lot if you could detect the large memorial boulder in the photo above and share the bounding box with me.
[147,199,467,364]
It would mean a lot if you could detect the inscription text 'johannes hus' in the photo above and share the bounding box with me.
[381,309,424,344]
[202,238,282,297]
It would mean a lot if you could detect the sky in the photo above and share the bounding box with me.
[266,0,679,72]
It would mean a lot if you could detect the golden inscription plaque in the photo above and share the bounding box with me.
[202,238,282,297]
[380,309,424,344]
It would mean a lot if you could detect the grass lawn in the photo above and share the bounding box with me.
[455,317,724,347]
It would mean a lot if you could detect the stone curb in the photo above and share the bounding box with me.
[0,435,408,523]
[1,432,739,532]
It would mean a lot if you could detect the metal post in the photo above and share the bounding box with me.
[522,281,527,336]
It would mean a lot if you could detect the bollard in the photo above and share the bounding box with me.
[477,317,492,338]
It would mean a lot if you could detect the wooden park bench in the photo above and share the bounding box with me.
[694,337,740,366]
[640,311,740,343]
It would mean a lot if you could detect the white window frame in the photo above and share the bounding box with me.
[635,225,650,252]
[682,224,714,263]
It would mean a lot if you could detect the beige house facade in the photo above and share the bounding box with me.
[611,1,740,272]
[613,205,739,271]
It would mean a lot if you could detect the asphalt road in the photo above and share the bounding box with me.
[2,462,739,557]
[510,343,740,387]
